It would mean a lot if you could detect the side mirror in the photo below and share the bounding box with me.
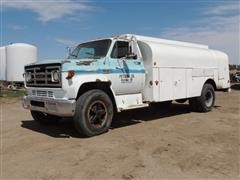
[66,46,72,56]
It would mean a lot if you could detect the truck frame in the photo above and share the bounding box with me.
[22,34,230,137]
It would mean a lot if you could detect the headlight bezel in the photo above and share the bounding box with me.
[25,72,32,82]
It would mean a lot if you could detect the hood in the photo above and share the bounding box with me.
[62,58,100,72]
[27,58,102,65]
[29,59,67,65]
[25,58,103,73]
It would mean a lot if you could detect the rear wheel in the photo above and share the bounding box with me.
[73,89,113,137]
[31,110,60,125]
[189,83,215,112]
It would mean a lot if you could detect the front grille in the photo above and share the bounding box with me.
[25,63,61,88]
[48,91,54,98]
[32,90,54,98]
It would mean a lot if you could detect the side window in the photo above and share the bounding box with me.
[111,41,129,59]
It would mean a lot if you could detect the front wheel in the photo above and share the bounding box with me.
[73,89,113,137]
[189,83,215,112]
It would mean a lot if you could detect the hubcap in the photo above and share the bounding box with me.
[205,90,213,107]
[87,100,107,128]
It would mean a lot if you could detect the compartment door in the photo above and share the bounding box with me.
[173,69,187,99]
[159,68,173,101]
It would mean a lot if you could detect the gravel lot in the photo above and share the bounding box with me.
[1,88,239,179]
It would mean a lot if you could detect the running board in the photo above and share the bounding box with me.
[115,93,149,112]
[120,103,149,111]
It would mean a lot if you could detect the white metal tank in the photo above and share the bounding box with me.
[6,43,37,82]
[0,46,6,81]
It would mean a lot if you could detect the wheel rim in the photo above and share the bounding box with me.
[87,100,107,128]
[205,90,213,107]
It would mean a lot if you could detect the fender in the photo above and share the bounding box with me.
[62,72,114,97]
[193,77,217,97]
[73,73,118,111]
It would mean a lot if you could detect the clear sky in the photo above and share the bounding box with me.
[1,0,239,64]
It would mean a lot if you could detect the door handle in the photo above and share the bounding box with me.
[115,66,122,69]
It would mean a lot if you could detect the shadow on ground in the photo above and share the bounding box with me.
[21,103,220,138]
[21,118,82,138]
[111,103,191,129]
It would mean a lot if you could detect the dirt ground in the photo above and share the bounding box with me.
[1,89,239,179]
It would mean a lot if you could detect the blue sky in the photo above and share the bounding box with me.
[1,0,239,64]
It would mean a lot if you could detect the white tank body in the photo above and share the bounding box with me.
[135,34,216,68]
[121,34,229,101]
[6,43,37,82]
[0,46,6,81]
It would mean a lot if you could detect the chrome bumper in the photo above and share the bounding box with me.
[22,96,76,117]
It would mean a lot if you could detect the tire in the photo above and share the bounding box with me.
[31,110,60,125]
[73,89,113,137]
[189,83,215,112]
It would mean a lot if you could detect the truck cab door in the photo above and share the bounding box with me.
[108,40,145,95]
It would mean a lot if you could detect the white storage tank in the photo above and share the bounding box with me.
[6,43,37,82]
[0,46,6,81]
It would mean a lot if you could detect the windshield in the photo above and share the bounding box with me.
[68,39,112,59]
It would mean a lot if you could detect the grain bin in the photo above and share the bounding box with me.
[0,46,6,81]
[6,43,37,82]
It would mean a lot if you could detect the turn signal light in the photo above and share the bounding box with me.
[66,70,75,79]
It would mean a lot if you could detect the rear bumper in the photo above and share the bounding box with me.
[22,96,76,117]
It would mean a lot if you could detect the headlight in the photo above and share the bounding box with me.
[25,72,32,82]
[52,71,60,82]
